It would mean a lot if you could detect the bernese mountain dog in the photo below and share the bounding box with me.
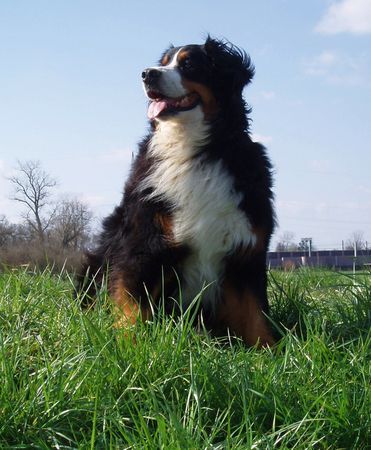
[79,37,276,347]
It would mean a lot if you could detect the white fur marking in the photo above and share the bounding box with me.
[168,48,182,68]
[141,113,256,309]
[145,48,187,99]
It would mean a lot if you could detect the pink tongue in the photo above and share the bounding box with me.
[147,100,169,120]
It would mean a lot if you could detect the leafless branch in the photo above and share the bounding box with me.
[8,160,57,244]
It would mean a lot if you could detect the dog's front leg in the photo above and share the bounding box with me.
[217,283,275,348]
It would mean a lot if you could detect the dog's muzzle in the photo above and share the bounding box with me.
[142,68,161,87]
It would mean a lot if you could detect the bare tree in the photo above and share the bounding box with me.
[345,230,366,251]
[276,231,298,252]
[8,160,57,244]
[0,215,33,247]
[0,215,14,247]
[51,198,93,250]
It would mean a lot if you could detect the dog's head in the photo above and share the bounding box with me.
[142,36,254,122]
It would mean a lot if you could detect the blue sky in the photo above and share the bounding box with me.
[0,0,370,249]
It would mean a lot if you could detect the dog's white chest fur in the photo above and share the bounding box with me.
[143,109,256,308]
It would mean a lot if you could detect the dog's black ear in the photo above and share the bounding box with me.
[204,36,254,92]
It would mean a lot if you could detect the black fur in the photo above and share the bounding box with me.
[77,37,275,345]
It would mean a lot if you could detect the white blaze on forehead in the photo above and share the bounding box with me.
[167,48,183,67]
[158,48,186,97]
[145,48,187,99]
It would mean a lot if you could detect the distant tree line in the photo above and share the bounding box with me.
[275,230,369,252]
[0,160,93,272]
[1,160,368,272]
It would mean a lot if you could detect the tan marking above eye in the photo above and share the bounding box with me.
[161,54,170,66]
[178,50,191,64]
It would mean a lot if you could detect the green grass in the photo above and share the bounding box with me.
[0,268,370,449]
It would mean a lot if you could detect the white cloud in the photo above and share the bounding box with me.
[0,160,9,206]
[303,50,370,86]
[251,133,273,145]
[0,161,22,222]
[99,148,134,164]
[261,90,276,101]
[357,184,371,195]
[309,159,331,173]
[277,200,307,215]
[78,194,108,208]
[314,202,329,214]
[306,51,338,76]
[316,0,371,34]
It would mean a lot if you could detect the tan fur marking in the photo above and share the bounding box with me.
[177,49,190,64]
[182,80,219,119]
[161,53,170,66]
[112,279,150,328]
[154,212,174,241]
[217,283,275,347]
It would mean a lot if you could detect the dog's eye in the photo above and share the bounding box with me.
[182,57,193,70]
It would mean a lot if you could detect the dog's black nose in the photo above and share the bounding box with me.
[141,68,161,83]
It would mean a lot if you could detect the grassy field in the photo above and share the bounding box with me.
[0,268,370,449]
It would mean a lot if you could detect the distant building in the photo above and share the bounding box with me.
[267,249,371,270]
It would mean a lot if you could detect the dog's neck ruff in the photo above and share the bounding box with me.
[142,108,256,309]
[149,107,209,161]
